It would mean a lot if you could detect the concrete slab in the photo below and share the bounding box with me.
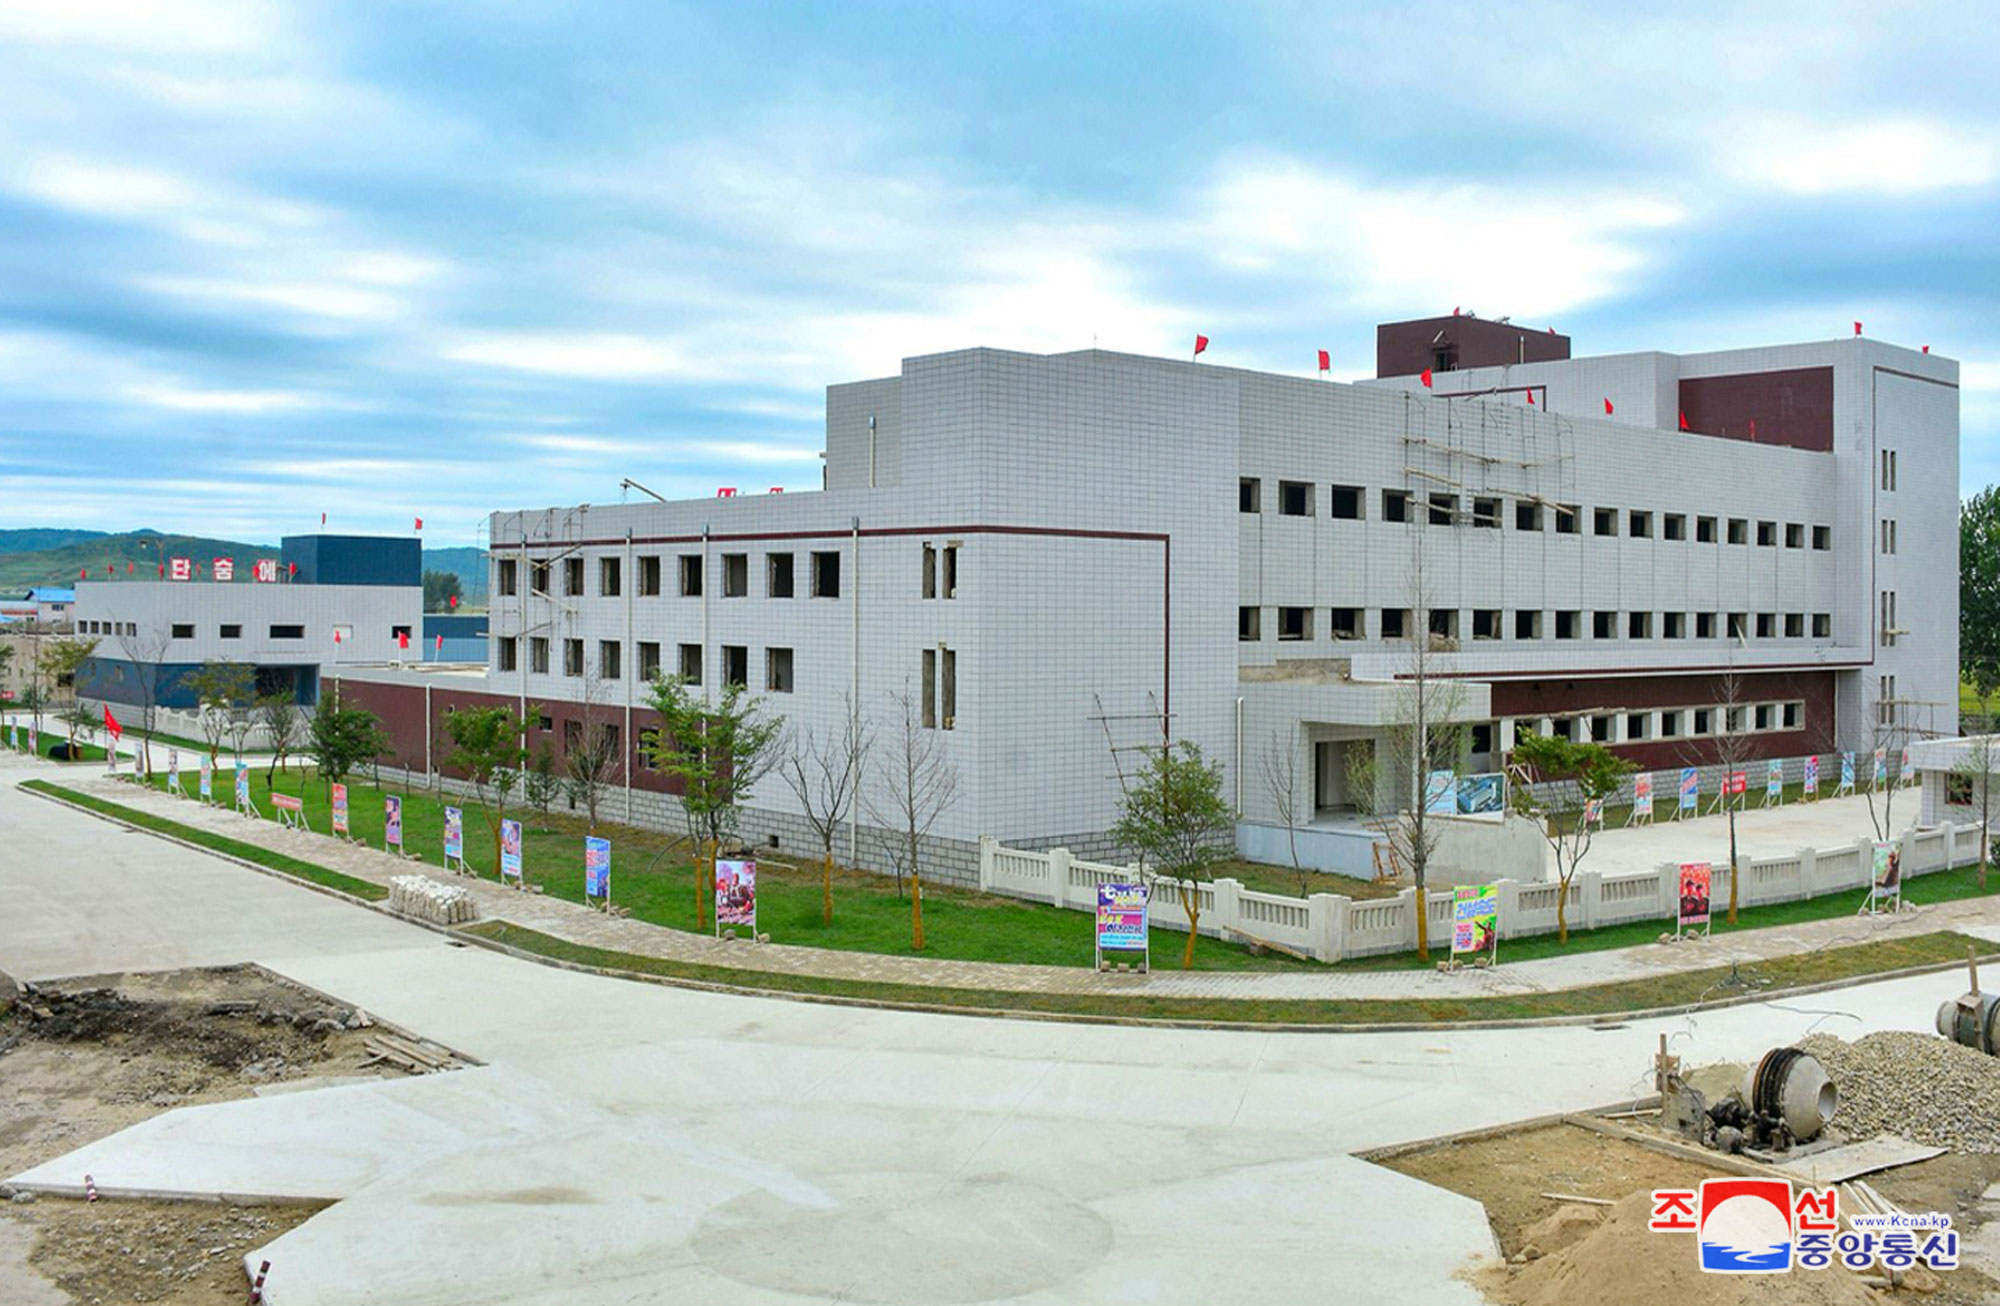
[1776,1134,1947,1185]
[1580,792,1915,878]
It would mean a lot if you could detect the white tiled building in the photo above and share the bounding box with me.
[342,319,1959,884]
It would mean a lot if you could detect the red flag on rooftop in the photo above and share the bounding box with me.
[1748,419,1757,439]
[1525,390,1535,406]
[447,594,458,609]
[1603,398,1614,415]
[157,563,165,577]
[1316,349,1330,372]
[414,517,423,531]
[1452,306,1461,317]
[1193,334,1209,357]
[1679,411,1690,431]
[1854,322,1863,336]
[126,562,132,574]
[103,707,121,741]
[435,634,444,654]
[78,568,86,580]
[1923,345,1930,354]
[333,629,343,644]
[1547,326,1556,335]
[320,512,326,526]
[1419,368,1433,389]
[398,629,409,650]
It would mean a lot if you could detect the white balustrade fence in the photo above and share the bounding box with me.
[977,820,1988,964]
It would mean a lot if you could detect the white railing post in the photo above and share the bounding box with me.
[1212,877,1243,941]
[1049,847,1073,907]
[1396,886,1418,951]
[1577,870,1603,931]
[1797,846,1817,901]
[1312,893,1346,962]
[978,834,996,891]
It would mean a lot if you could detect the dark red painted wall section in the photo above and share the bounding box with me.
[1376,316,1572,378]
[1678,367,1834,453]
[1490,670,1838,769]
[329,676,681,797]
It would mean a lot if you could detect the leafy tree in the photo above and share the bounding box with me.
[58,702,97,760]
[422,569,464,613]
[442,704,533,879]
[862,688,957,949]
[307,700,392,797]
[777,707,871,925]
[642,675,785,930]
[258,694,303,782]
[1963,486,2000,723]
[1111,739,1235,970]
[1507,732,1635,944]
[523,741,561,829]
[183,660,255,763]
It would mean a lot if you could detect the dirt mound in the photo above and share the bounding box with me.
[1515,1203,1602,1259]
[1479,1193,1880,1306]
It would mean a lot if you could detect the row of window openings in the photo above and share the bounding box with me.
[1240,607,1834,643]
[79,620,136,636]
[499,637,797,693]
[497,545,958,602]
[1521,699,1806,745]
[1241,480,1834,550]
[155,622,408,642]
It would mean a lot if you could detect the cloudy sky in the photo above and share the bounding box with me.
[2,1,1995,547]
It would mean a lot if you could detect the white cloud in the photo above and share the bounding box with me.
[121,384,318,414]
[138,274,403,323]
[443,332,691,380]
[1731,118,1997,195]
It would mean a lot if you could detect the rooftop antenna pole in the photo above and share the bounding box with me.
[619,478,668,504]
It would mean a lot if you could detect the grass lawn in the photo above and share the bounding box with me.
[113,765,1309,972]
[1331,858,2000,971]
[1207,856,1398,901]
[464,922,2000,1025]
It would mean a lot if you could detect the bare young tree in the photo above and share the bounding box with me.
[863,686,961,950]
[1688,666,1757,925]
[778,705,872,925]
[1259,726,1310,897]
[1862,691,1922,843]
[116,622,175,774]
[258,693,303,781]
[562,672,622,830]
[1367,535,1468,961]
[183,660,255,765]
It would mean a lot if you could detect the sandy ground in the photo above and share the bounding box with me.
[0,965,417,1306]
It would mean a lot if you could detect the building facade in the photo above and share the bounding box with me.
[336,322,1958,884]
[71,535,423,712]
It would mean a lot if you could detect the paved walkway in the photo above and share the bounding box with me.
[11,748,1993,1005]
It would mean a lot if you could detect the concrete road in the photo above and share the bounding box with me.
[0,758,1983,1304]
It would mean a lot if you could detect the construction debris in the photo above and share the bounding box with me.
[387,875,479,925]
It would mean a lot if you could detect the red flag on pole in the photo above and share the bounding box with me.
[103,706,121,742]
[1193,334,1208,357]
[157,563,165,577]
[1451,306,1461,317]
[1603,398,1614,415]
[1525,390,1536,406]
[1679,411,1690,431]
[1922,345,1930,354]
[447,594,458,609]
[1854,321,1863,336]
[320,512,326,526]
[1547,326,1557,335]
[79,568,86,580]
[398,629,409,650]
[435,634,444,654]
[414,517,423,531]
[1316,349,1330,372]
[333,629,342,644]
[105,564,113,575]
[126,562,132,574]
[1748,419,1757,439]
[1419,368,1433,389]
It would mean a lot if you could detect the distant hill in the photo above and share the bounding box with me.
[0,528,115,554]
[0,531,277,592]
[423,546,488,603]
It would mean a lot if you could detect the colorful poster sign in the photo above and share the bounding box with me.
[212,557,235,582]
[331,782,349,834]
[715,858,757,931]
[584,836,611,900]
[6,724,16,751]
[1678,767,1699,811]
[233,761,249,807]
[199,756,213,800]
[1633,773,1654,817]
[254,557,279,583]
[1451,884,1499,962]
[1841,752,1856,789]
[1096,883,1149,952]
[1583,797,1603,826]
[1678,862,1712,929]
[1455,772,1506,815]
[1872,748,1888,785]
[1869,842,1903,912]
[1424,769,1456,816]
[384,795,403,849]
[1804,754,1820,794]
[1767,759,1783,799]
[443,806,464,860]
[1901,747,1914,783]
[1726,770,1747,796]
[168,748,179,790]
[501,818,523,881]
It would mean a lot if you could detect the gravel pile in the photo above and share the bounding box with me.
[1799,1030,2000,1153]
